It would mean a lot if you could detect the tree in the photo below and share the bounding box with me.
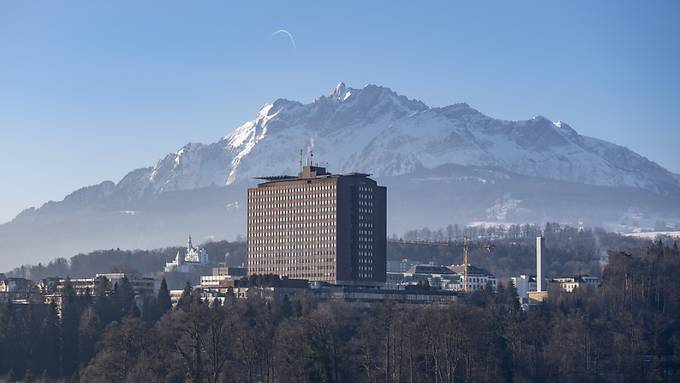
[176,282,193,312]
[113,276,136,319]
[78,306,100,368]
[37,301,61,378]
[156,277,172,319]
[79,318,148,382]
[60,277,81,377]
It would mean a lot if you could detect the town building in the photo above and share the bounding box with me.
[387,264,497,292]
[386,258,417,273]
[387,264,461,291]
[448,264,497,292]
[247,165,387,284]
[39,273,157,309]
[0,276,40,304]
[164,235,210,273]
[199,266,246,289]
[511,274,537,305]
[548,275,600,294]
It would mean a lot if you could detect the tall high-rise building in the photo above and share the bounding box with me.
[247,165,387,284]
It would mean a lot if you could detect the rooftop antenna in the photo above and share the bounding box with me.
[299,149,303,168]
[309,149,314,166]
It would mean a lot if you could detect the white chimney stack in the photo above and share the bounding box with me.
[536,236,544,292]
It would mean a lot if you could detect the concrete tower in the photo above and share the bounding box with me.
[536,236,544,292]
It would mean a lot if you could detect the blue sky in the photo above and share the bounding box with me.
[1,1,679,223]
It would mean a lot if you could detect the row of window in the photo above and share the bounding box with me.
[250,240,335,247]
[248,260,335,271]
[250,209,336,217]
[250,194,335,202]
[249,212,336,222]
[249,220,337,232]
[250,241,336,251]
[250,184,336,196]
[249,215,336,224]
[249,228,336,239]
[249,255,335,261]
[249,198,336,208]
[249,251,336,258]
[249,262,335,274]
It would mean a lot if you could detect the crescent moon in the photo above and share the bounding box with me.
[272,29,297,50]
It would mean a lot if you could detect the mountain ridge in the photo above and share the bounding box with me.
[2,82,679,270]
[9,82,680,225]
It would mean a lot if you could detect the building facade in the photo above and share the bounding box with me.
[164,235,210,273]
[449,264,497,292]
[247,165,387,284]
[548,275,600,293]
[0,276,39,303]
[387,264,461,291]
[510,274,537,305]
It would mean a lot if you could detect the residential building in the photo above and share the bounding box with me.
[511,274,537,304]
[40,273,157,309]
[247,165,387,284]
[0,276,39,303]
[386,258,417,273]
[548,275,600,294]
[449,264,497,292]
[387,264,461,291]
[199,266,246,289]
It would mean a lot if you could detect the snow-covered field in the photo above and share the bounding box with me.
[625,231,680,239]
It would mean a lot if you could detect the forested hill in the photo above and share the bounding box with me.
[5,240,247,280]
[390,223,650,278]
[6,223,653,280]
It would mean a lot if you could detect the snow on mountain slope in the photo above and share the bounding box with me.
[42,82,680,203]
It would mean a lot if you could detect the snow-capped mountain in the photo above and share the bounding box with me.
[115,82,678,196]
[2,82,680,270]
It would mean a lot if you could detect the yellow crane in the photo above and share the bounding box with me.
[462,236,495,293]
[388,236,495,293]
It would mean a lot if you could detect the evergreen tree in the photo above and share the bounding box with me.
[176,282,193,312]
[78,306,100,368]
[93,276,115,326]
[60,277,81,377]
[156,277,172,318]
[114,276,137,318]
[38,301,61,378]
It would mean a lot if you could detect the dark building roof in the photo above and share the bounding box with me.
[254,165,371,184]
[407,265,456,275]
[448,265,494,277]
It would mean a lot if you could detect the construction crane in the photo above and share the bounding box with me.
[388,236,495,293]
[462,236,495,293]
